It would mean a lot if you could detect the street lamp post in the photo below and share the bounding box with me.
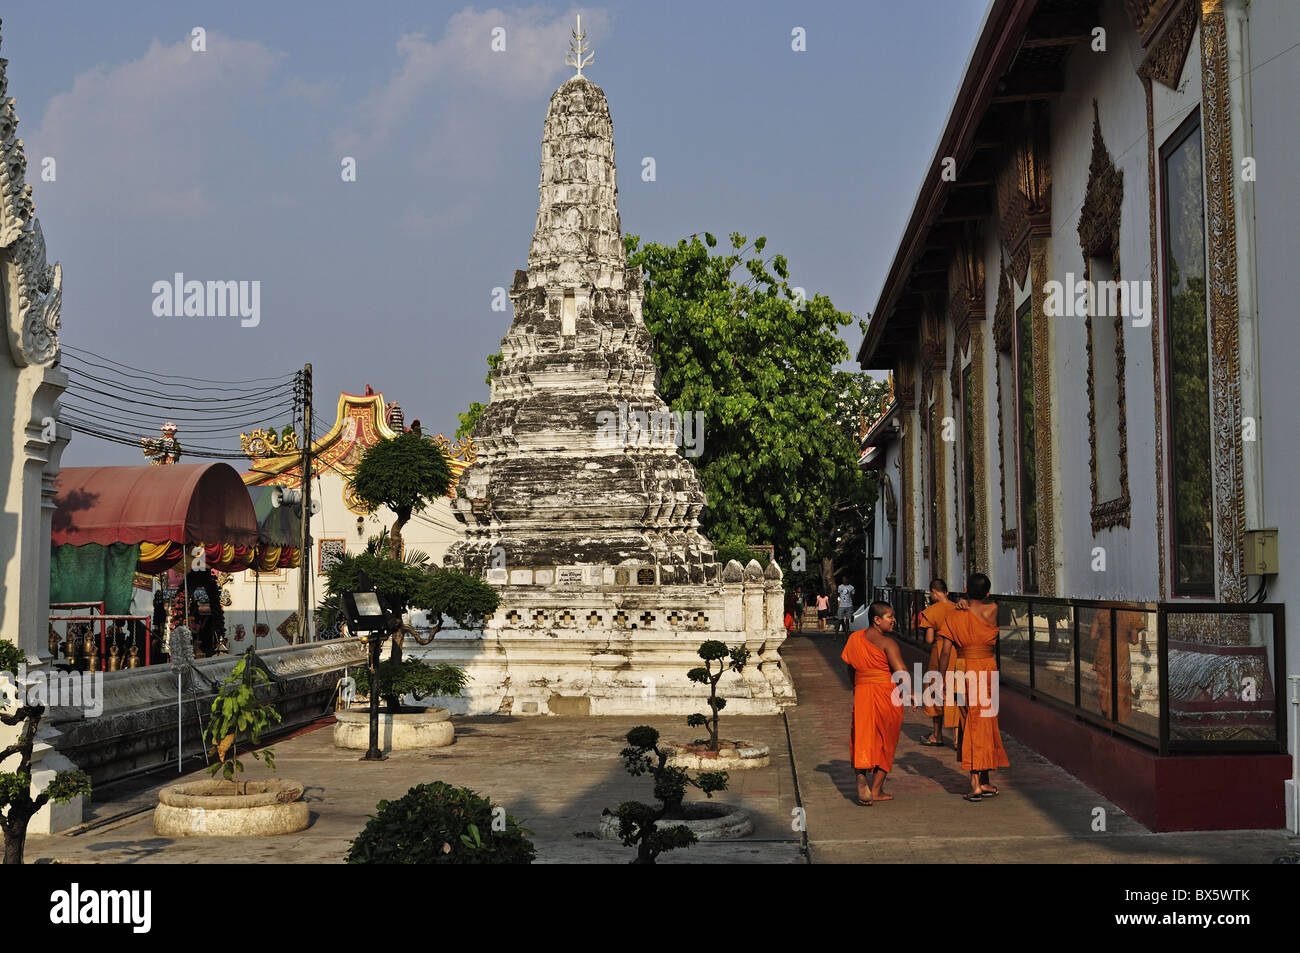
[340,572,395,762]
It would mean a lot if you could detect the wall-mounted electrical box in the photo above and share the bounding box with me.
[1243,528,1278,575]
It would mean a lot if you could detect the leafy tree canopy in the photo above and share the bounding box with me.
[350,431,453,525]
[627,232,886,582]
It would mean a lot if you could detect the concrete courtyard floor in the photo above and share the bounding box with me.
[27,632,1299,864]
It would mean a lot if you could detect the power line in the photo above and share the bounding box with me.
[62,345,296,387]
[64,365,292,404]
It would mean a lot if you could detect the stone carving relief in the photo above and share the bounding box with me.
[1,47,61,369]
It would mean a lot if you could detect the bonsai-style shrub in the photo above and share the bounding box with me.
[349,431,454,562]
[345,781,534,864]
[204,654,282,791]
[606,726,728,865]
[322,532,499,664]
[352,658,468,713]
[0,641,92,865]
[686,641,751,751]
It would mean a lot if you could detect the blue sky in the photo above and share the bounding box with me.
[3,1,990,465]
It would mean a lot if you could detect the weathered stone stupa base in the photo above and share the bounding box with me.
[416,562,795,716]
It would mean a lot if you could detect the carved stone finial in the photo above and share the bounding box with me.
[743,559,763,582]
[722,559,744,583]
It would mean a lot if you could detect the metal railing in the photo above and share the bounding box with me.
[872,586,1286,755]
[50,603,156,670]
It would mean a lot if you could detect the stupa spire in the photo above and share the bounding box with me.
[564,14,594,78]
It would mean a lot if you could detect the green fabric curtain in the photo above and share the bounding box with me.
[50,542,142,615]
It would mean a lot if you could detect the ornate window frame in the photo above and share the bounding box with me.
[992,257,1018,551]
[1077,102,1132,535]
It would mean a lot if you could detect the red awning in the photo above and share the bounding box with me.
[52,463,260,548]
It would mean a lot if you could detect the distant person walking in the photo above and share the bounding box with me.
[841,601,908,805]
[937,573,1010,801]
[815,591,829,632]
[836,578,856,635]
[792,585,805,634]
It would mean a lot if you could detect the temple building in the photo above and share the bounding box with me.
[431,23,794,716]
[859,0,1297,831]
[0,24,82,833]
[232,389,473,645]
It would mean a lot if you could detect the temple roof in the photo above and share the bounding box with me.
[240,391,475,502]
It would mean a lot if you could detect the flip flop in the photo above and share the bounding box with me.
[962,793,983,802]
[920,736,945,746]
[857,798,873,807]
[980,786,999,797]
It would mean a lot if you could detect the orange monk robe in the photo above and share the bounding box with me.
[940,610,1010,772]
[919,601,956,718]
[841,630,904,773]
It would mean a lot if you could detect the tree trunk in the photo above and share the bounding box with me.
[3,820,26,865]
[390,515,407,562]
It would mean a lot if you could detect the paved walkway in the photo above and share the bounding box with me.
[28,714,802,865]
[782,631,1297,863]
[25,632,1299,864]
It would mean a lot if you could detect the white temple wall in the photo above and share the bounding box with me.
[1048,4,1160,600]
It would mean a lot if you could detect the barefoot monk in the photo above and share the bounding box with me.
[918,578,955,748]
[842,601,908,806]
[938,573,1009,801]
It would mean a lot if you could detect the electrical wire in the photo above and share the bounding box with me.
[62,345,296,387]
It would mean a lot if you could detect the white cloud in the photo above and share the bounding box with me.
[332,6,609,160]
[27,34,282,220]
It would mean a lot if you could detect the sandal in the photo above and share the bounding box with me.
[962,793,983,802]
[980,786,999,797]
[920,735,945,747]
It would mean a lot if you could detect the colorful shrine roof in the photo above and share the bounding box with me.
[240,392,476,514]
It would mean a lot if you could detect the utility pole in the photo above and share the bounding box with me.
[297,363,313,644]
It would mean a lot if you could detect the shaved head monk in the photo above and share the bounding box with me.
[918,578,955,747]
[841,601,908,805]
[937,573,1009,801]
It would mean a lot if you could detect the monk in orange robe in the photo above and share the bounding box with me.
[841,601,908,805]
[937,572,1009,801]
[918,578,955,747]
[1089,608,1144,722]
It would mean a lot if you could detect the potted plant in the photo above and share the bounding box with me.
[346,781,534,864]
[0,641,92,864]
[333,657,468,751]
[153,654,308,836]
[599,726,752,863]
[665,641,771,770]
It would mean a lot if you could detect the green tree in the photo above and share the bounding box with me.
[0,641,92,864]
[322,531,499,666]
[204,654,281,791]
[348,432,454,562]
[627,232,884,591]
[455,353,502,440]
